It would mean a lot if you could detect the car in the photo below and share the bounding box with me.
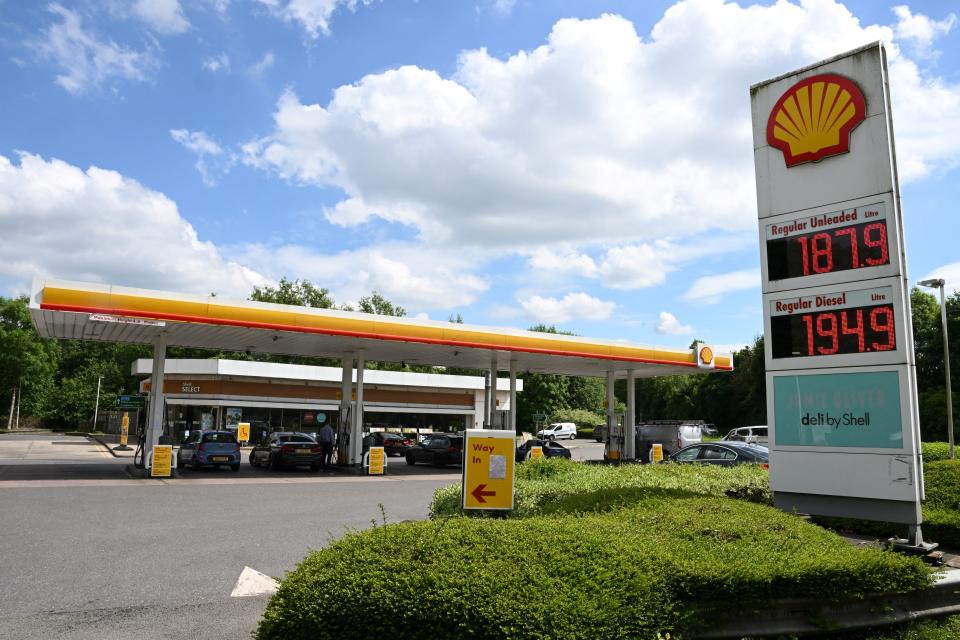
[362,431,414,457]
[537,422,577,441]
[669,441,769,467]
[516,438,572,462]
[249,432,324,471]
[700,423,719,437]
[723,426,769,444]
[405,433,464,467]
[178,430,241,471]
[593,424,607,443]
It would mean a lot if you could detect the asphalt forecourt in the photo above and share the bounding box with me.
[254,457,959,640]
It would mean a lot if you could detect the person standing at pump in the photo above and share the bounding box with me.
[318,422,335,470]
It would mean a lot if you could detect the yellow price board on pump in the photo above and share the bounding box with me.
[651,443,664,463]
[462,430,515,511]
[368,446,385,475]
[151,445,173,477]
[237,422,250,443]
[529,446,543,461]
[120,412,130,446]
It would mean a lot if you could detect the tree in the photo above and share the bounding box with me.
[0,297,60,423]
[250,278,335,308]
[356,292,405,317]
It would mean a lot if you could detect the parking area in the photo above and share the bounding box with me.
[0,432,606,483]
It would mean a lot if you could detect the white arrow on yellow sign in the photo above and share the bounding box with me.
[462,429,515,511]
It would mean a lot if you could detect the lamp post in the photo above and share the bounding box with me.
[92,376,102,433]
[919,278,954,459]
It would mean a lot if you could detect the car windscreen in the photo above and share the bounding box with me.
[202,432,237,443]
[284,435,316,443]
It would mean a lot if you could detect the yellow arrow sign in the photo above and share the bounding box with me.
[462,429,515,511]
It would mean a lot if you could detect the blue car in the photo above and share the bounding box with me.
[178,430,241,472]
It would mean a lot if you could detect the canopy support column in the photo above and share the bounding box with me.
[606,370,618,460]
[337,355,352,465]
[509,358,517,433]
[351,351,365,465]
[145,335,167,470]
[488,354,498,428]
[625,369,636,460]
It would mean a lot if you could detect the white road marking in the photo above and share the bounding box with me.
[231,566,280,597]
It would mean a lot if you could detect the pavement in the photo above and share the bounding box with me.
[0,431,457,639]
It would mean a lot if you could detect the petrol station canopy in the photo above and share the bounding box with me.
[29,278,733,378]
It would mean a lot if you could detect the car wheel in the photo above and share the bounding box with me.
[176,452,183,468]
[570,433,576,441]
[231,464,240,472]
[269,453,280,471]
[310,463,320,472]
[249,452,257,468]
[406,454,415,466]
[192,455,201,471]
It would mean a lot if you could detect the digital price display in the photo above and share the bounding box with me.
[766,203,890,281]
[769,286,897,359]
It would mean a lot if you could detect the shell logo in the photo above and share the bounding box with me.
[698,345,714,366]
[767,73,866,167]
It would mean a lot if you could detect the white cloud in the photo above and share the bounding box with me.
[231,242,488,311]
[518,292,615,324]
[655,311,694,336]
[170,129,235,186]
[245,2,960,261]
[527,236,754,290]
[257,0,375,38]
[0,153,266,297]
[893,5,955,54]
[133,0,190,34]
[684,269,760,305]
[491,0,516,16]
[250,51,276,75]
[31,4,158,95]
[203,53,230,72]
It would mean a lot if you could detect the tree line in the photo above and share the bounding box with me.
[1,280,957,438]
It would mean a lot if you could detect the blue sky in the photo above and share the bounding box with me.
[1,0,958,353]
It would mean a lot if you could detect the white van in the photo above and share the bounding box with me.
[636,422,703,462]
[537,422,577,441]
[723,426,768,444]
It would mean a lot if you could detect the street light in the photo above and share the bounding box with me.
[92,375,102,433]
[918,278,954,459]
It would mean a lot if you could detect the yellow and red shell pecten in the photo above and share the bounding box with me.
[766,73,866,167]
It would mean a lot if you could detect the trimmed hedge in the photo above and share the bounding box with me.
[430,457,771,519]
[257,498,931,640]
[922,441,953,463]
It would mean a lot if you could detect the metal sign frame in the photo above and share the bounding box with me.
[751,42,923,527]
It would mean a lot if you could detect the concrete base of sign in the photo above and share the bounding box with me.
[112,445,132,451]
[774,491,921,525]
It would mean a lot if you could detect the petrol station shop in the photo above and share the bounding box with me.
[134,358,520,443]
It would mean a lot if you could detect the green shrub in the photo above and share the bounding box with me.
[430,458,772,519]
[257,499,931,640]
[922,442,953,463]
[549,408,604,431]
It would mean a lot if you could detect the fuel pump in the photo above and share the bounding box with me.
[604,412,625,462]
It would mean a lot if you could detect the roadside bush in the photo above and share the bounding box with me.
[922,442,952,463]
[548,408,604,431]
[257,498,931,640]
[430,458,771,519]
